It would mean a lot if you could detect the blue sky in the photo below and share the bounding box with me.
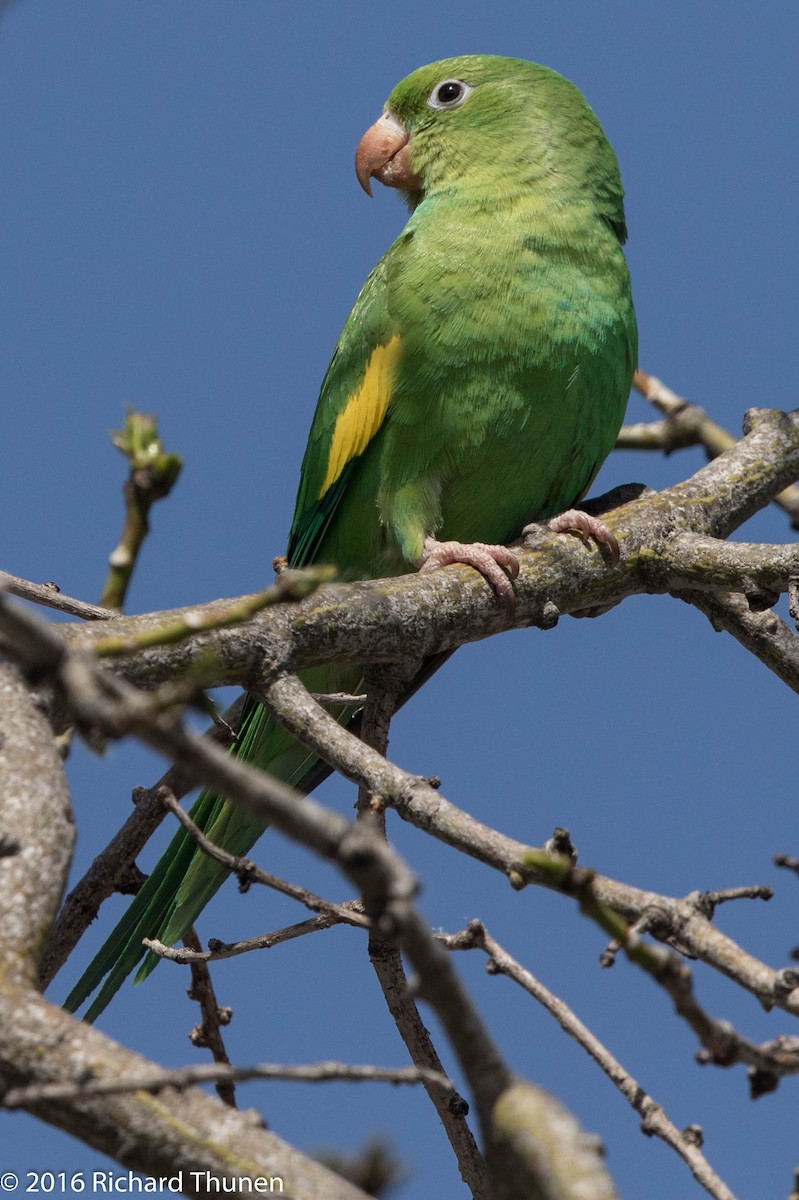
[1,3,798,1198]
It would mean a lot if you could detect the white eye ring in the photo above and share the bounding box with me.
[427,79,472,111]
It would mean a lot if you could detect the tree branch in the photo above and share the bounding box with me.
[675,590,799,695]
[46,407,799,711]
[0,648,370,1199]
[446,921,738,1200]
[0,572,116,621]
[182,927,237,1108]
[0,597,622,1200]
[2,1059,452,1108]
[101,412,183,611]
[630,371,799,528]
[261,673,799,1015]
[145,902,367,965]
[3,399,799,1197]
[39,696,246,988]
[0,986,372,1200]
[0,655,74,988]
[355,664,487,1196]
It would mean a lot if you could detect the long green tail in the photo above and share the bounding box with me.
[64,668,358,1022]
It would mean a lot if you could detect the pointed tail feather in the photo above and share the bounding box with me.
[63,788,234,1020]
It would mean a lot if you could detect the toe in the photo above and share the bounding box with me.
[547,510,620,564]
[420,538,519,605]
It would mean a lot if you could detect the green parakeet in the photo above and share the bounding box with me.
[66,55,637,1020]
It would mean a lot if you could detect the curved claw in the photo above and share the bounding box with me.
[544,510,620,565]
[420,537,519,607]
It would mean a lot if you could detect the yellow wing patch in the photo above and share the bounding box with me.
[318,335,400,499]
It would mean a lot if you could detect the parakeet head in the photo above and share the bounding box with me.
[356,55,627,241]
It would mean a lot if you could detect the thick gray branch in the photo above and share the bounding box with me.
[0,987,370,1200]
[45,407,799,704]
[0,655,74,986]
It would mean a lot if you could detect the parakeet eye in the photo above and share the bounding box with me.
[427,79,472,111]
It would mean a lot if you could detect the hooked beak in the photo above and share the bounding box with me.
[355,111,421,196]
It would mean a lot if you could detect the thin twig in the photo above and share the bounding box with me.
[357,663,411,819]
[146,903,368,964]
[0,572,116,621]
[632,369,799,528]
[156,789,373,927]
[355,665,488,1198]
[183,927,236,1108]
[446,921,739,1200]
[2,1060,453,1109]
[616,418,679,451]
[705,886,774,906]
[101,411,183,611]
[775,854,799,879]
[614,931,799,1088]
[311,691,368,706]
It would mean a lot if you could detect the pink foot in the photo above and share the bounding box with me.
[420,536,519,605]
[538,510,620,564]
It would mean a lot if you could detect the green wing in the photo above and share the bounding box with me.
[287,253,403,573]
[64,241,411,1022]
